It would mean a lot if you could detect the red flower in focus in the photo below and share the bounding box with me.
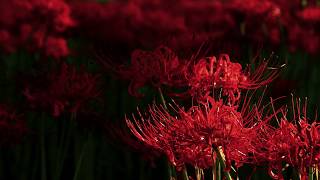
[186,54,278,104]
[252,120,300,179]
[24,63,100,117]
[117,46,188,97]
[252,98,320,179]
[0,105,28,146]
[126,96,264,170]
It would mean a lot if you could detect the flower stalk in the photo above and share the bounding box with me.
[214,147,232,180]
[40,113,47,180]
[182,167,189,180]
[158,87,179,180]
[212,155,216,180]
[310,167,314,180]
[73,133,90,180]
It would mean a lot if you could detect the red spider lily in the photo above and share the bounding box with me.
[0,0,75,58]
[186,54,279,105]
[252,98,320,179]
[69,0,186,51]
[66,0,232,57]
[125,95,275,170]
[286,23,319,54]
[23,62,100,117]
[68,0,320,58]
[126,103,213,170]
[252,120,300,179]
[116,46,188,97]
[289,99,320,179]
[280,4,320,54]
[0,105,28,146]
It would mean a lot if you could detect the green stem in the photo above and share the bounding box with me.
[55,114,74,180]
[195,167,200,180]
[214,147,232,180]
[73,133,90,180]
[316,165,319,180]
[217,160,221,180]
[310,167,314,180]
[167,161,173,180]
[31,146,39,180]
[158,87,179,180]
[40,113,47,180]
[158,87,168,110]
[182,166,189,180]
[212,153,216,180]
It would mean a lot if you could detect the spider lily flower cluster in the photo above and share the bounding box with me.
[2,0,320,59]
[117,46,278,104]
[23,62,100,117]
[124,46,319,180]
[0,105,27,146]
[0,0,319,179]
[253,99,320,180]
[69,0,320,56]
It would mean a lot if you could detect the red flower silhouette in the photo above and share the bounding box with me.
[0,105,27,146]
[45,37,69,59]
[0,0,75,58]
[117,46,188,97]
[298,7,320,23]
[24,62,100,117]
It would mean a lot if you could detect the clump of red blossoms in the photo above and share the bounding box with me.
[23,62,100,117]
[126,96,272,171]
[120,44,289,179]
[185,54,279,104]
[0,0,75,58]
[252,119,300,179]
[227,0,281,45]
[0,105,27,146]
[252,98,320,179]
[116,46,188,97]
[68,0,320,56]
[116,46,279,103]
[281,4,320,54]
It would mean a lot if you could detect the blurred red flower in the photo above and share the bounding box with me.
[116,46,188,97]
[0,0,75,58]
[0,105,27,146]
[23,62,100,117]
